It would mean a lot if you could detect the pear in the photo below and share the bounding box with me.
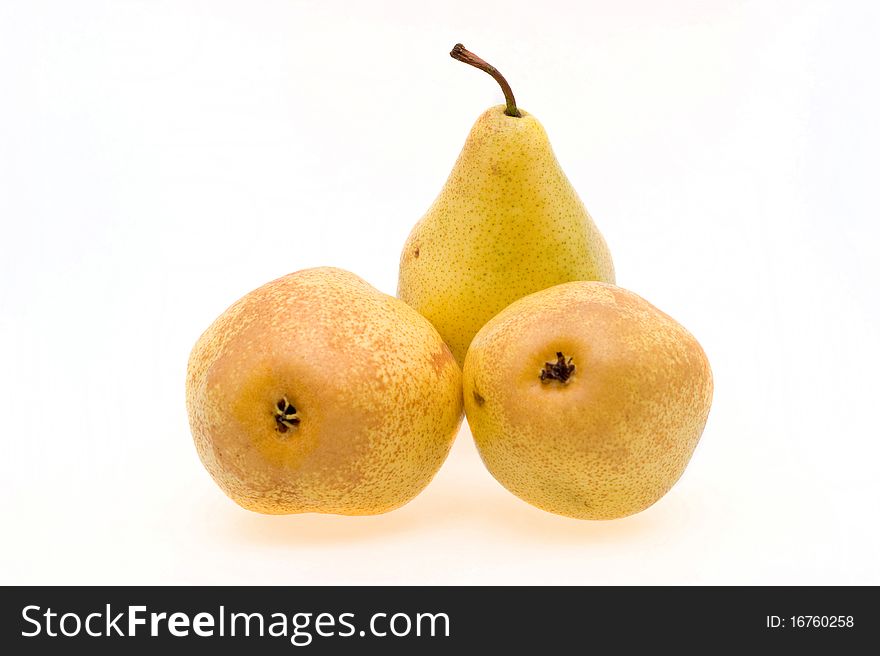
[463,281,713,520]
[186,267,463,515]
[398,44,615,365]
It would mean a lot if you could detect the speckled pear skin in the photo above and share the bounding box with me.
[463,282,712,520]
[186,267,463,516]
[398,105,615,365]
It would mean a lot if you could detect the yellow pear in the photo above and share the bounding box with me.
[186,267,463,515]
[399,45,615,365]
[463,281,712,520]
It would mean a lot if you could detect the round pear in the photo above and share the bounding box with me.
[186,267,463,515]
[463,281,713,520]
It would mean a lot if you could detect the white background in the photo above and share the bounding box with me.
[2,0,878,585]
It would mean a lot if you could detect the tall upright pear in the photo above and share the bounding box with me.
[398,44,615,365]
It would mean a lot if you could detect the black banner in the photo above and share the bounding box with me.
[0,586,874,652]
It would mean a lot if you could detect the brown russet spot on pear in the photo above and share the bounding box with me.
[186,267,463,516]
[398,45,615,365]
[463,281,713,520]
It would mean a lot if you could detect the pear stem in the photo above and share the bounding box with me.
[450,44,522,118]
